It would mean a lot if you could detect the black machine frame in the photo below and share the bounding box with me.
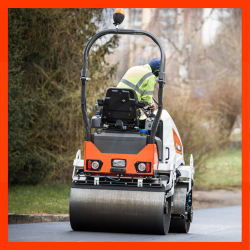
[81,28,165,144]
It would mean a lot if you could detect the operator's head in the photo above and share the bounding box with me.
[149,58,160,77]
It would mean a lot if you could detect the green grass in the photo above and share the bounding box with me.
[195,149,242,189]
[8,182,71,214]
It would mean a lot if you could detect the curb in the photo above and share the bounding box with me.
[8,213,69,224]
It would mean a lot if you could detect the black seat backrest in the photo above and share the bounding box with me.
[102,88,139,126]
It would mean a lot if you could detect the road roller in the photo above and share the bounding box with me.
[69,8,195,235]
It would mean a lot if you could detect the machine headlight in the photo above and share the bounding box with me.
[134,162,151,173]
[86,160,103,171]
[138,163,146,172]
[91,161,99,169]
[112,159,126,167]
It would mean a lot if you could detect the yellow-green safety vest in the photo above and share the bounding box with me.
[117,64,156,106]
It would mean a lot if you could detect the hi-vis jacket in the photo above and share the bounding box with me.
[117,64,156,107]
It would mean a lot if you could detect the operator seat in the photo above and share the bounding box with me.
[101,88,140,127]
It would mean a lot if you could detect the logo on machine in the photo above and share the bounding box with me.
[173,129,182,154]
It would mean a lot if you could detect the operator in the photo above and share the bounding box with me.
[117,58,160,127]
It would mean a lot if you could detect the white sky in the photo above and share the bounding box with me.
[202,8,228,45]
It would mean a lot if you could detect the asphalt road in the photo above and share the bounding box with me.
[8,206,241,242]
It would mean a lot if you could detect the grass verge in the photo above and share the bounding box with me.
[8,181,71,214]
[195,148,241,189]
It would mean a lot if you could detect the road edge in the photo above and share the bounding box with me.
[8,213,69,224]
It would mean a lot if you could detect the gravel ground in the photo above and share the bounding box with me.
[193,188,241,210]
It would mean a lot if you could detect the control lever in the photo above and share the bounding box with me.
[149,109,155,118]
[152,97,158,105]
[95,104,100,115]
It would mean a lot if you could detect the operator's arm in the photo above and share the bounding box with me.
[141,76,156,106]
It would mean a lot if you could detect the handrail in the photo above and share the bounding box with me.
[81,28,165,143]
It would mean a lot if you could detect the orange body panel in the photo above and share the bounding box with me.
[84,141,158,175]
[173,129,182,155]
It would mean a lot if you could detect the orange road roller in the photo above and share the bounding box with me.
[69,8,195,235]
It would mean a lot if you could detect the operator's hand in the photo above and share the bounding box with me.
[149,103,156,110]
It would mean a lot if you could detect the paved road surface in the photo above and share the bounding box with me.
[8,206,241,242]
